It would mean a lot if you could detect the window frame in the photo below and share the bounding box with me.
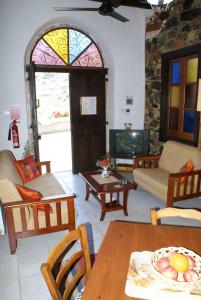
[160,44,201,146]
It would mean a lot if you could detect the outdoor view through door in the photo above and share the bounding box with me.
[35,72,71,172]
[29,27,107,173]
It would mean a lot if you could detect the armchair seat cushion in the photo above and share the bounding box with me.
[24,173,65,196]
[134,168,168,201]
[134,167,198,202]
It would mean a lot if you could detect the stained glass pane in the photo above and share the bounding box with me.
[43,29,68,63]
[72,44,102,67]
[171,62,181,84]
[185,84,197,109]
[171,86,180,107]
[169,108,179,130]
[187,57,198,83]
[69,29,91,63]
[31,27,103,68]
[183,111,195,133]
[32,40,65,65]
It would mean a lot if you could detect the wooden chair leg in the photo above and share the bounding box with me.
[133,182,138,190]
[9,235,17,255]
[166,195,174,207]
[5,207,18,254]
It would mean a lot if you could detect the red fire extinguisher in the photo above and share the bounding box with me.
[8,119,20,148]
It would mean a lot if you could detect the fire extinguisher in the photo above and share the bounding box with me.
[8,119,20,148]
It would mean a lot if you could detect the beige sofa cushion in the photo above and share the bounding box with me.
[24,173,65,196]
[0,150,22,185]
[134,168,168,201]
[133,166,198,202]
[159,141,201,173]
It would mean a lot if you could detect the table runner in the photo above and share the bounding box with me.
[91,174,120,185]
[125,251,201,300]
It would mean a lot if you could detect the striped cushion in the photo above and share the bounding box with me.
[68,254,96,299]
[74,289,84,300]
[69,263,85,300]
[13,155,40,183]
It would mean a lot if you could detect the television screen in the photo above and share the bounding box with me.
[109,130,149,158]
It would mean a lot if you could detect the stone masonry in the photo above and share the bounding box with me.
[145,0,201,153]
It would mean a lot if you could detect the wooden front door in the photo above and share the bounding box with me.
[70,69,107,173]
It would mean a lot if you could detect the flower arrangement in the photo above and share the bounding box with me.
[96,157,115,178]
[96,157,115,171]
[99,158,110,169]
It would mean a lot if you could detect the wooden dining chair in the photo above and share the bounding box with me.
[151,207,201,225]
[41,224,91,300]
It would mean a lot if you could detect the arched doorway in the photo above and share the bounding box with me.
[27,26,108,173]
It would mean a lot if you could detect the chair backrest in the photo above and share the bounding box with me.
[41,224,91,300]
[151,207,201,225]
[0,149,22,185]
[158,140,201,173]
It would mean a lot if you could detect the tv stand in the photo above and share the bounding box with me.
[114,158,134,173]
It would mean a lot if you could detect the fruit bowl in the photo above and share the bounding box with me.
[152,247,201,290]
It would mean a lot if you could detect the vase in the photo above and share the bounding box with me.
[101,167,110,178]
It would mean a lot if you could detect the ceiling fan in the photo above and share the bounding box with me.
[53,0,152,23]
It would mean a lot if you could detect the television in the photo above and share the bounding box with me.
[109,129,149,158]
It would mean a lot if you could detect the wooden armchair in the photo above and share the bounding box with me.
[0,149,76,254]
[41,224,91,300]
[133,141,201,207]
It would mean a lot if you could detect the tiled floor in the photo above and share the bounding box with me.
[0,171,201,300]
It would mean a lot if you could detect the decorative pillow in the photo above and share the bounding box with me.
[13,155,40,183]
[16,184,53,214]
[179,160,194,184]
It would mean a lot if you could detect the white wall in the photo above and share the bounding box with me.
[0,0,147,158]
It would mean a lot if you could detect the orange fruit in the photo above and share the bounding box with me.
[170,253,189,273]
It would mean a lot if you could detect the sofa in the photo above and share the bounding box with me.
[133,140,201,207]
[0,149,76,254]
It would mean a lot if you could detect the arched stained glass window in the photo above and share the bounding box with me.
[31,28,103,67]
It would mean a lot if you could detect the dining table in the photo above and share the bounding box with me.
[81,220,201,300]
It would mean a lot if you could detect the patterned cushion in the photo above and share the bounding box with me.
[16,184,53,214]
[13,155,41,183]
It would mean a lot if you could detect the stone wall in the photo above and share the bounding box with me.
[145,0,201,153]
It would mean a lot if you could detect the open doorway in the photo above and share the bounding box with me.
[35,72,72,172]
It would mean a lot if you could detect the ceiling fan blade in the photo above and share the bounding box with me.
[89,0,152,9]
[108,0,124,7]
[53,7,98,11]
[89,0,122,6]
[109,10,129,21]
[116,0,152,9]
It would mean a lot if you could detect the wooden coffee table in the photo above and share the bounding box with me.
[79,170,134,221]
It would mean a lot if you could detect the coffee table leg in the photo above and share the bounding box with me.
[123,190,128,216]
[85,183,90,201]
[100,194,106,221]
